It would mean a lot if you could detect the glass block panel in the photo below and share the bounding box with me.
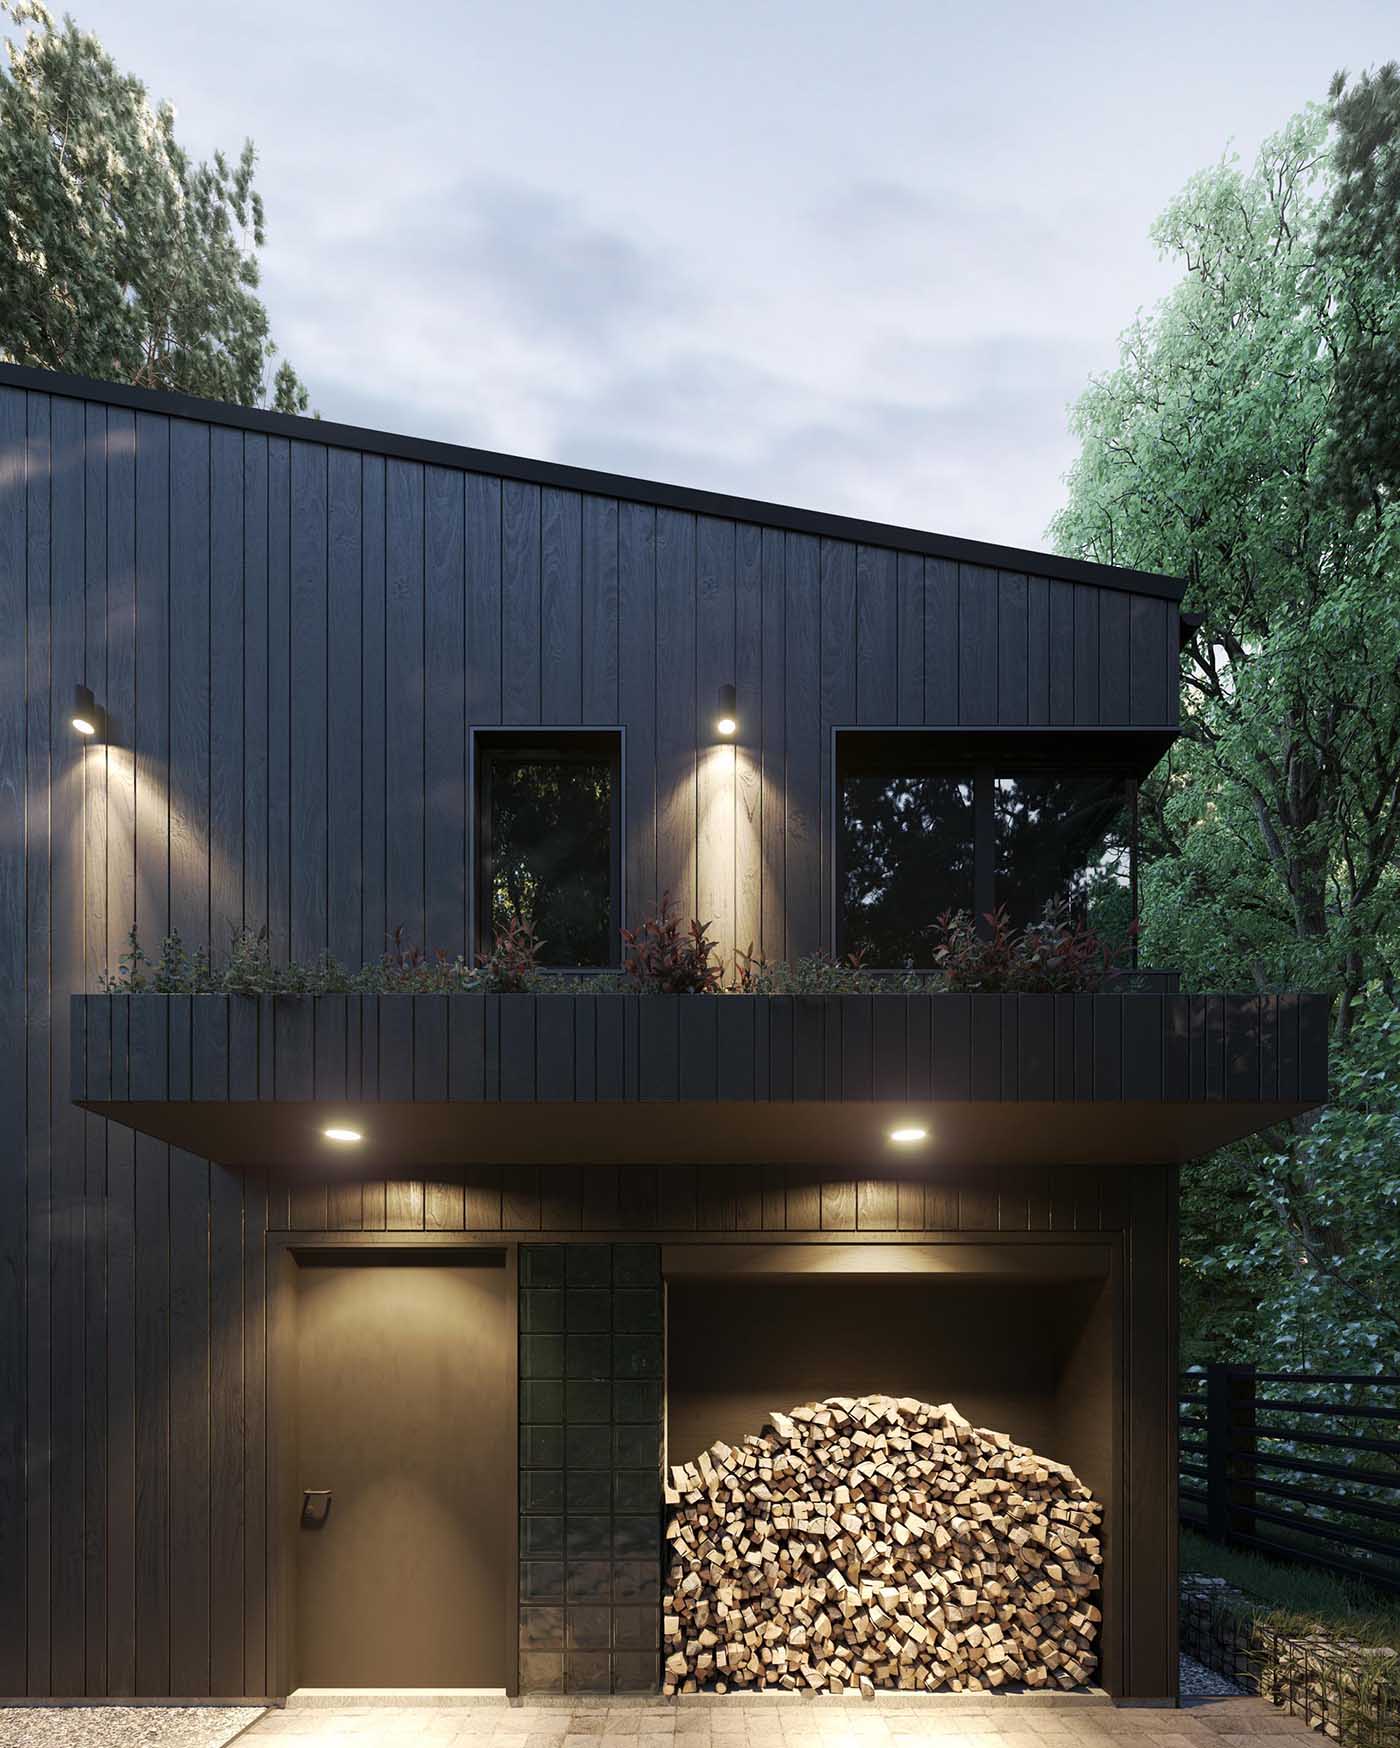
[566,1604,612,1650]
[522,1470,565,1513]
[566,1470,610,1512]
[566,1244,612,1287]
[521,1245,565,1288]
[565,1560,611,1603]
[522,1425,565,1470]
[519,1651,565,1693]
[520,1606,565,1650]
[565,1288,611,1332]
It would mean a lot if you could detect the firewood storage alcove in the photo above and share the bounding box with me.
[663,1239,1121,1694]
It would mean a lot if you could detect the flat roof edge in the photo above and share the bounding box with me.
[0,361,1187,603]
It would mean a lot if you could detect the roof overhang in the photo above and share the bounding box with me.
[77,1093,1320,1171]
[72,991,1328,1171]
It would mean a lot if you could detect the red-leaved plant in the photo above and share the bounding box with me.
[933,902,1133,994]
[476,913,543,993]
[378,925,476,992]
[621,892,723,994]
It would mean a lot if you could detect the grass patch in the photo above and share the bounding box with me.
[1181,1529,1400,1644]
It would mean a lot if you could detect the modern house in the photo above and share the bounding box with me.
[0,362,1328,1707]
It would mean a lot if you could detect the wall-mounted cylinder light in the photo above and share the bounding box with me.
[71,684,104,739]
[716,683,737,738]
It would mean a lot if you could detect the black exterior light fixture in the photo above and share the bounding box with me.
[71,684,104,740]
[716,683,737,737]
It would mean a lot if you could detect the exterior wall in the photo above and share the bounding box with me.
[0,375,1186,1701]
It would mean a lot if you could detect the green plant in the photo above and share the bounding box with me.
[1182,1530,1400,1640]
[1182,1533,1400,1748]
[475,914,542,993]
[100,924,486,996]
[98,914,1132,1000]
[732,946,917,994]
[0,1,308,411]
[100,924,215,992]
[620,893,722,994]
[1054,95,1400,1369]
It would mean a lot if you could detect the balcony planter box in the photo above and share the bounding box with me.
[70,990,1329,1171]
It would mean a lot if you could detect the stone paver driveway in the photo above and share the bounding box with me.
[240,1695,1320,1748]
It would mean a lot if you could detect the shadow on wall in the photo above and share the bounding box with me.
[665,1272,1113,1510]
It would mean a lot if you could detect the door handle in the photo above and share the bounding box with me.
[301,1488,333,1528]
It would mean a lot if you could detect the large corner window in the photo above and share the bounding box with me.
[475,731,621,968]
[837,733,1136,968]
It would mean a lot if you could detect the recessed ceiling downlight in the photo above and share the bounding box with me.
[323,1125,363,1144]
[888,1125,929,1145]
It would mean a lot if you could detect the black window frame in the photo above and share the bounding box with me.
[834,731,1139,969]
[472,728,624,972]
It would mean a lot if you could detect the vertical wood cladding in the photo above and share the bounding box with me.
[0,381,1185,1700]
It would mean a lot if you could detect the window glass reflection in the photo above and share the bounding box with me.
[994,775,1132,938]
[840,774,975,966]
[486,754,614,966]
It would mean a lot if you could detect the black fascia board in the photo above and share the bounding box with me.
[0,360,1186,604]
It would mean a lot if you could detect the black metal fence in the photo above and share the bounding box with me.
[1179,1365,1400,1594]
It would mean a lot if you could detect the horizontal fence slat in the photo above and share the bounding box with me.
[1253,1372,1400,1386]
[1180,1362,1400,1596]
[1237,1502,1400,1566]
[1236,1425,1400,1458]
[1202,1529,1400,1594]
[1249,1399,1400,1421]
[1247,1476,1400,1529]
[1234,1450,1400,1493]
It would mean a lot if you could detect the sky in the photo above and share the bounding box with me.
[56,0,1400,550]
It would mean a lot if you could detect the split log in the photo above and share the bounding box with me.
[662,1395,1102,1697]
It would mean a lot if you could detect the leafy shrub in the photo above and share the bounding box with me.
[475,914,542,993]
[99,903,1133,997]
[100,923,485,996]
[933,902,1127,994]
[620,892,723,994]
[733,946,928,994]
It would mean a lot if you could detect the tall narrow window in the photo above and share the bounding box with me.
[475,732,621,968]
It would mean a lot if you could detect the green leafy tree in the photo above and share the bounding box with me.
[1052,105,1400,1369]
[1314,62,1400,515]
[0,0,307,411]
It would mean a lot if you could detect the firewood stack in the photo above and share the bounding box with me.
[663,1395,1102,1697]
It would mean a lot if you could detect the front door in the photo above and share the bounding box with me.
[293,1253,514,1688]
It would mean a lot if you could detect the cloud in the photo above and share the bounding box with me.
[382,179,698,347]
[260,173,1093,550]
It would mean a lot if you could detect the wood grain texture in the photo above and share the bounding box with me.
[0,380,1256,1704]
[77,991,1320,1117]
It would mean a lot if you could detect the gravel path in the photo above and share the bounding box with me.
[1179,1652,1246,1695]
[0,1706,263,1748]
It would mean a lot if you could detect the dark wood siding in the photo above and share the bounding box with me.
[1,377,1202,1700]
[73,990,1328,1115]
[266,1162,1125,1238]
